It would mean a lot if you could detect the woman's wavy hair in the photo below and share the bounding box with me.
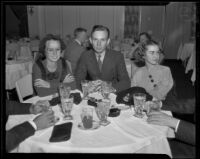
[38,34,66,60]
[134,40,162,62]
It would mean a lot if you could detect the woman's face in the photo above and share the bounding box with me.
[144,44,160,65]
[45,40,61,62]
[140,34,149,44]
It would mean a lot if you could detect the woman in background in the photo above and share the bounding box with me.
[131,40,173,100]
[130,32,164,64]
[32,34,76,97]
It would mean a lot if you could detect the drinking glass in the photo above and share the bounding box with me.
[81,80,89,100]
[101,81,112,99]
[59,83,71,99]
[61,97,74,120]
[96,99,111,126]
[81,107,93,129]
[133,93,146,118]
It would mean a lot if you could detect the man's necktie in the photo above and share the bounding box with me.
[97,54,102,71]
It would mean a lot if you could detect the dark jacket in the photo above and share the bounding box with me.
[75,49,131,93]
[6,100,35,152]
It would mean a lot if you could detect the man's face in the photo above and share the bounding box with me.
[79,31,88,43]
[90,30,110,54]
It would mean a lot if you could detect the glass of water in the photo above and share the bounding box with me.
[81,80,89,100]
[61,97,74,120]
[96,99,111,126]
[133,93,146,118]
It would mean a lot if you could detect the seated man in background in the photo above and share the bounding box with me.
[75,25,130,93]
[6,100,56,152]
[63,27,88,74]
[147,97,195,159]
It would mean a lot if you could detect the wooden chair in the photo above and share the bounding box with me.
[15,74,34,102]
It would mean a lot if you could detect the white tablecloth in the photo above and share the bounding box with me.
[6,92,174,157]
[6,59,33,90]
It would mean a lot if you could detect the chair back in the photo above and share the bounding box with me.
[15,74,33,102]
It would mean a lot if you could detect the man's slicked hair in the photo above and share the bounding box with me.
[91,25,110,39]
[74,27,87,37]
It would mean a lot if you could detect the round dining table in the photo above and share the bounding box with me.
[6,91,174,157]
[6,58,33,90]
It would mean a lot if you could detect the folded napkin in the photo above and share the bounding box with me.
[49,92,82,106]
[49,122,72,142]
[116,87,153,105]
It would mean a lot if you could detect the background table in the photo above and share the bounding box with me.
[6,58,33,90]
[6,92,174,157]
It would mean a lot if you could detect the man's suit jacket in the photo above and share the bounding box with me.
[75,49,131,93]
[168,120,195,158]
[162,95,195,158]
[63,40,86,74]
[6,100,35,152]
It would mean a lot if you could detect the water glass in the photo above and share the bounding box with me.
[96,99,111,126]
[59,83,71,99]
[81,107,93,129]
[101,81,112,99]
[61,97,74,120]
[133,93,146,118]
[81,80,89,99]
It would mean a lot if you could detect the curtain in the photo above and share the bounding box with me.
[124,6,139,39]
[9,5,29,37]
[163,2,195,59]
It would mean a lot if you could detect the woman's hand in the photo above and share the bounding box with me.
[63,74,74,83]
[34,79,50,88]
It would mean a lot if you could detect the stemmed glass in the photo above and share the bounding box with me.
[59,83,73,120]
[96,99,111,126]
[101,81,112,99]
[81,80,89,100]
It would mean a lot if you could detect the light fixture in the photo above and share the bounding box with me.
[28,6,34,16]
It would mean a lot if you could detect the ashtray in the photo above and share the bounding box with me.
[108,108,121,117]
[78,121,100,130]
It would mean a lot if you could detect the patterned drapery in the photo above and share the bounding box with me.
[124,6,139,39]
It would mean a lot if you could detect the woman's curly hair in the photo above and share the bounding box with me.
[38,34,66,59]
[134,40,162,62]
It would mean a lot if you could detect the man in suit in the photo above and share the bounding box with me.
[6,100,56,152]
[75,25,130,93]
[63,27,87,74]
[147,97,195,158]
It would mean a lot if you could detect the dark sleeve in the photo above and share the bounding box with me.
[6,121,35,152]
[75,52,88,90]
[175,120,195,146]
[6,100,31,115]
[112,53,131,92]
[162,95,195,114]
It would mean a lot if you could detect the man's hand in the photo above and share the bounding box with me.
[33,110,56,130]
[147,111,179,129]
[34,79,50,88]
[29,100,50,114]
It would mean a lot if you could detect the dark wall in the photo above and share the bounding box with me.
[6,5,20,36]
[6,5,29,37]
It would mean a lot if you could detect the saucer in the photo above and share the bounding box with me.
[78,121,100,130]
